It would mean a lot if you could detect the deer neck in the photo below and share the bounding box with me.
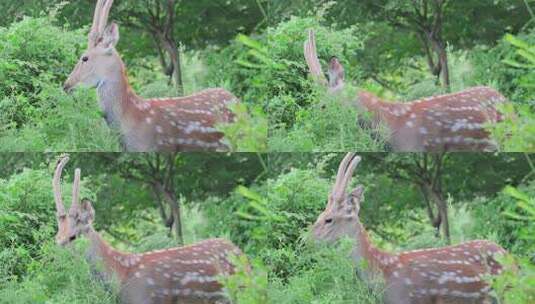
[356,92,401,129]
[352,218,393,287]
[96,59,143,131]
[85,227,131,284]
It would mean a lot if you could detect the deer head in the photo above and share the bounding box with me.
[64,0,120,92]
[311,154,509,304]
[53,156,95,246]
[304,29,346,94]
[312,153,364,243]
[328,56,345,93]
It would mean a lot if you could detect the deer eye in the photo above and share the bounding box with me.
[325,218,333,224]
[82,56,89,62]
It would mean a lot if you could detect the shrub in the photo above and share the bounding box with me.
[268,240,382,304]
[0,16,120,151]
[0,241,117,304]
[268,84,388,151]
[217,103,268,152]
[483,184,535,304]
[203,34,271,109]
[0,166,95,282]
[266,16,366,126]
[471,181,535,255]
[472,30,535,104]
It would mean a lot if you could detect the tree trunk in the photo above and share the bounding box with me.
[170,197,183,245]
[151,183,174,235]
[423,183,450,244]
[154,182,184,245]
[419,184,442,237]
[430,36,450,91]
[160,186,183,245]
[160,35,184,96]
[152,36,174,78]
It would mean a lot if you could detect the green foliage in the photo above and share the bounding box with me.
[486,254,535,304]
[0,242,117,304]
[217,103,268,152]
[489,103,535,152]
[269,85,388,151]
[269,240,381,304]
[220,255,269,304]
[266,16,365,126]
[0,16,120,151]
[0,165,95,283]
[264,16,388,151]
[0,168,56,282]
[483,33,535,152]
[203,34,271,109]
[472,181,535,255]
[472,30,535,103]
[503,33,535,101]
[502,185,535,253]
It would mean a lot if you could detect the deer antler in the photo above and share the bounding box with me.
[88,0,115,48]
[53,155,83,221]
[53,155,70,221]
[331,153,361,202]
[339,154,361,196]
[304,29,328,86]
[70,168,81,213]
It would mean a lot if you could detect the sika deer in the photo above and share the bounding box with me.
[304,30,507,152]
[64,0,237,152]
[312,153,507,304]
[53,155,246,304]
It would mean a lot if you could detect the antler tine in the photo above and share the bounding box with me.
[70,168,81,212]
[98,0,114,36]
[339,155,361,195]
[88,0,104,47]
[53,156,70,219]
[304,29,327,86]
[332,153,356,200]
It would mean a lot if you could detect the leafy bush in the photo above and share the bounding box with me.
[221,255,269,304]
[0,241,117,304]
[265,16,365,126]
[0,165,95,282]
[486,254,535,304]
[472,30,535,103]
[482,185,535,304]
[471,181,535,255]
[269,240,381,304]
[489,103,535,152]
[217,103,268,152]
[0,16,120,151]
[203,34,272,109]
[268,85,388,151]
[484,33,535,152]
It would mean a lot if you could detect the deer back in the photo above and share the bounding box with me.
[358,87,506,151]
[382,240,506,304]
[123,88,238,152]
[119,238,244,304]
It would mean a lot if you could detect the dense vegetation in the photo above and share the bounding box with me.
[1,153,534,303]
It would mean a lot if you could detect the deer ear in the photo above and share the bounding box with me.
[79,198,95,224]
[327,56,345,89]
[102,22,120,50]
[351,185,365,202]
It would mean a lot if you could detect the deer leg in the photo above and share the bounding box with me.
[120,277,152,304]
[384,285,412,304]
